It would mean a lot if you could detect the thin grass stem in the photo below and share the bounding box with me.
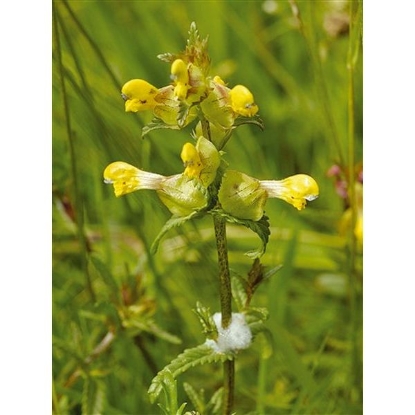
[346,0,363,403]
[61,0,121,91]
[256,356,267,414]
[53,3,96,302]
[289,0,346,166]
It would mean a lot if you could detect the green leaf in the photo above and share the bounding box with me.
[88,255,119,293]
[142,118,180,138]
[177,101,193,128]
[151,211,201,254]
[183,382,205,414]
[82,377,105,415]
[148,344,232,403]
[206,387,223,415]
[123,317,182,344]
[243,215,271,258]
[233,114,265,130]
[155,369,181,415]
[210,210,271,258]
[193,302,218,340]
[230,273,248,312]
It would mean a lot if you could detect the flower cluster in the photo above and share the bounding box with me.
[104,140,319,221]
[104,22,319,240]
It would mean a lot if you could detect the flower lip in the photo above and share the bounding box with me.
[259,174,319,210]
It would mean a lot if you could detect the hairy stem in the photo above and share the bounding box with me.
[213,215,234,415]
[213,215,232,327]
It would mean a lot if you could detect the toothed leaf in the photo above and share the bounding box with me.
[151,211,201,254]
[210,210,270,258]
[148,344,232,403]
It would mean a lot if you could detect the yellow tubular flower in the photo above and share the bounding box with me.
[229,85,259,117]
[181,143,203,179]
[180,137,220,187]
[171,59,190,100]
[103,161,164,197]
[121,79,159,112]
[259,174,319,210]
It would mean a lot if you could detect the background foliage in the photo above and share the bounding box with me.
[52,1,363,414]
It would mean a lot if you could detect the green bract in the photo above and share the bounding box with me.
[195,136,221,187]
[218,170,268,221]
[157,174,209,217]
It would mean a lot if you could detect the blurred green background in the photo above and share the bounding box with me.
[52,0,362,414]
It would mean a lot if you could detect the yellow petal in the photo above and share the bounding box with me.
[121,79,159,112]
[229,85,259,117]
[103,161,164,197]
[181,142,203,179]
[171,59,189,84]
[260,174,319,210]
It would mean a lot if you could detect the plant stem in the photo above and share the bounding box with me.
[213,215,232,328]
[213,214,234,415]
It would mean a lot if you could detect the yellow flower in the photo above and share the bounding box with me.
[170,59,207,104]
[121,79,159,112]
[171,59,190,100]
[103,159,210,217]
[180,136,221,187]
[121,79,197,127]
[181,143,202,178]
[259,174,319,210]
[229,85,259,117]
[103,162,164,197]
[218,172,318,221]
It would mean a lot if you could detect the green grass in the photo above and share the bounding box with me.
[52,1,362,414]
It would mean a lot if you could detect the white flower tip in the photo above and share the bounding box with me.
[305,194,318,201]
